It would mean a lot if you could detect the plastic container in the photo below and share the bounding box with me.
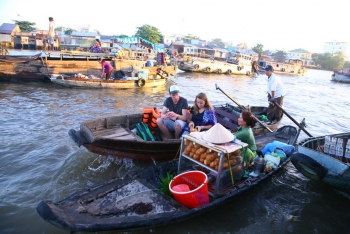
[138,69,150,79]
[264,154,280,166]
[169,171,209,209]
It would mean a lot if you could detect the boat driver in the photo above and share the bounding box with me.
[157,85,188,139]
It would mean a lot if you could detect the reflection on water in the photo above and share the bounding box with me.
[0,69,350,233]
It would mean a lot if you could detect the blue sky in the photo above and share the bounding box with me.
[0,0,349,53]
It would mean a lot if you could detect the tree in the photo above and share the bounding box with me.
[312,52,345,70]
[273,50,287,63]
[252,44,264,59]
[135,24,162,44]
[210,38,225,48]
[55,26,75,35]
[183,34,201,43]
[118,34,129,38]
[12,20,36,32]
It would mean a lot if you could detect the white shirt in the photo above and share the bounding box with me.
[267,73,286,98]
[49,21,55,37]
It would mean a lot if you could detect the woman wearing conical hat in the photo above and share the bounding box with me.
[233,111,257,163]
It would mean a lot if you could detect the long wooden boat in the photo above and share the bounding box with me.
[0,52,177,82]
[37,124,299,232]
[68,103,281,160]
[178,52,253,75]
[258,58,307,75]
[291,132,350,192]
[50,76,168,89]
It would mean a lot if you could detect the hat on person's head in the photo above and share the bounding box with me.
[265,65,274,71]
[169,85,180,94]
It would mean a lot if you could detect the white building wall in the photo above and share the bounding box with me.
[324,41,349,55]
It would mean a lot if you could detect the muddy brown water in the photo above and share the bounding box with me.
[1,65,350,233]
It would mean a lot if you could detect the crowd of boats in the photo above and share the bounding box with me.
[35,84,349,232]
[1,46,349,232]
[0,44,312,89]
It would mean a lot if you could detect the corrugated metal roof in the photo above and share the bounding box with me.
[71,31,99,37]
[0,23,19,34]
[289,48,310,53]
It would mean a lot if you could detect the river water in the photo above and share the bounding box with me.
[1,66,350,233]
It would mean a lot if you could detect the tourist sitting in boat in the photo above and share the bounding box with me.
[233,111,257,163]
[182,93,217,135]
[157,85,188,139]
[89,39,102,53]
[98,58,114,80]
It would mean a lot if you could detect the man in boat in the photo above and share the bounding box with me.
[157,85,188,139]
[48,17,55,51]
[265,65,286,123]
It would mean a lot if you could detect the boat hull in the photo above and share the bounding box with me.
[50,77,167,89]
[331,74,350,83]
[0,54,177,82]
[69,105,281,160]
[292,132,350,192]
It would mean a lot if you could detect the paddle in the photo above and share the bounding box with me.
[271,102,313,137]
[215,84,273,133]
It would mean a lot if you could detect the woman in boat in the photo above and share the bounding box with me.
[98,58,114,80]
[89,39,102,53]
[183,93,217,134]
[233,110,257,163]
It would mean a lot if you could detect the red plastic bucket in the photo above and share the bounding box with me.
[169,171,209,209]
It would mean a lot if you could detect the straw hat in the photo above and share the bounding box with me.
[202,123,234,144]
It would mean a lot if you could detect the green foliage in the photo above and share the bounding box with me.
[118,34,129,38]
[252,44,264,58]
[273,50,287,63]
[135,24,162,44]
[183,34,201,43]
[313,52,345,70]
[12,20,36,32]
[55,27,75,35]
[210,38,225,48]
[159,172,174,196]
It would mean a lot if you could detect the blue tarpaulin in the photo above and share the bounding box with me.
[115,36,164,52]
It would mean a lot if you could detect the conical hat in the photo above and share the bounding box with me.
[202,123,234,144]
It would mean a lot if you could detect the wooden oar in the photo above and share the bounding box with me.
[215,84,273,132]
[272,102,313,137]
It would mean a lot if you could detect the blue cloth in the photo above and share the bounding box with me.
[261,140,295,156]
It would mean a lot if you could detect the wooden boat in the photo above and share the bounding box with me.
[37,124,299,232]
[50,75,168,89]
[258,58,307,75]
[68,103,281,160]
[331,71,350,84]
[0,52,177,82]
[178,52,253,75]
[291,132,350,192]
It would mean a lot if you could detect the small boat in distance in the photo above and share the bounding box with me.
[331,69,350,84]
[68,104,281,160]
[178,51,253,76]
[258,56,307,75]
[291,132,350,192]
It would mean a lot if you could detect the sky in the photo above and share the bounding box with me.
[0,0,349,53]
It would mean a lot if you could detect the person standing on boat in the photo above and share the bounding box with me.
[48,17,55,51]
[233,111,257,163]
[182,93,217,135]
[157,85,188,139]
[265,65,285,123]
[98,58,114,80]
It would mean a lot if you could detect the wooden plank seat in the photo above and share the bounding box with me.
[89,124,144,142]
[214,106,239,131]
